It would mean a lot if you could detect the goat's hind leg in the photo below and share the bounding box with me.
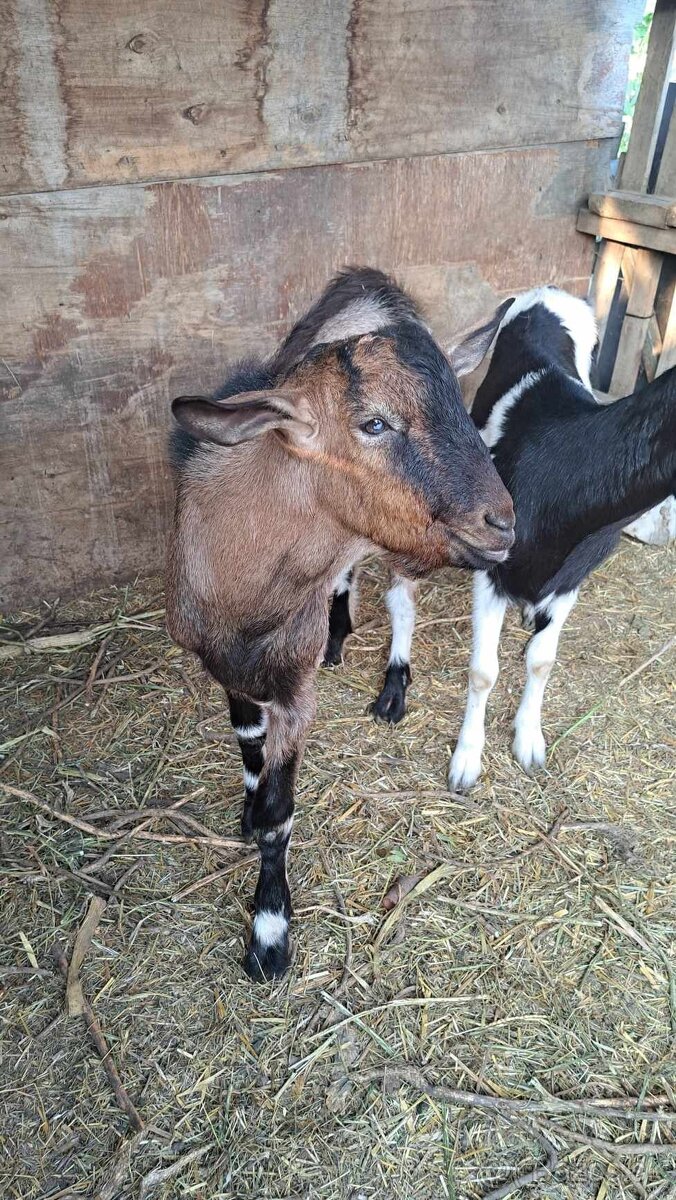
[372,575,417,724]
[512,590,578,774]
[323,567,356,666]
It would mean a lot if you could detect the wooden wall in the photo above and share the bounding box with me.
[0,0,642,607]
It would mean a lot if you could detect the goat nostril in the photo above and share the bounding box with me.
[484,510,514,533]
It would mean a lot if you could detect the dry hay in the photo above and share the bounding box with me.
[0,539,675,1200]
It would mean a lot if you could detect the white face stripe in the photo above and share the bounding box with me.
[243,768,259,791]
[252,910,288,948]
[234,717,267,740]
[479,369,549,450]
[386,576,417,665]
[311,297,390,346]
[499,286,597,392]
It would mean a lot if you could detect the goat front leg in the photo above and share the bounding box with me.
[323,566,358,666]
[449,572,507,792]
[243,687,314,981]
[372,575,417,724]
[512,590,578,774]
[228,694,268,840]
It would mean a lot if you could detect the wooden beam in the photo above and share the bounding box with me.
[609,249,662,395]
[656,286,676,374]
[620,0,676,193]
[588,190,676,229]
[577,207,676,255]
[590,240,625,350]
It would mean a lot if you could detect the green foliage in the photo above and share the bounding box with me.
[620,3,655,155]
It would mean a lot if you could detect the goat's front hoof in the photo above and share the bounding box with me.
[512,726,547,775]
[322,640,344,668]
[371,663,410,725]
[241,804,254,842]
[243,933,290,982]
[448,742,483,793]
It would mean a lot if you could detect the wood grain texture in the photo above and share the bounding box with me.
[589,190,676,229]
[620,0,676,193]
[1,141,608,606]
[0,0,640,195]
[577,208,676,255]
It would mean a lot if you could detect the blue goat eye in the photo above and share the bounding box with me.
[361,417,390,435]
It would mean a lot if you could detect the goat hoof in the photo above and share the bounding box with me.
[448,744,482,793]
[243,936,290,982]
[322,642,344,668]
[371,663,410,724]
[512,729,547,775]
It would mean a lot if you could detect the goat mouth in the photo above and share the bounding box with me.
[447,533,511,568]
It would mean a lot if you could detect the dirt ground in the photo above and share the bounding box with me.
[1,540,675,1200]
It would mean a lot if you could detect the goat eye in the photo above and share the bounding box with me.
[361,417,391,436]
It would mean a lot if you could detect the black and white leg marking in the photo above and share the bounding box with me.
[323,567,356,666]
[244,751,297,981]
[372,575,417,724]
[228,694,268,841]
[449,572,507,791]
[512,590,578,774]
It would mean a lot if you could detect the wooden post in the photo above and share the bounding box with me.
[620,0,676,193]
[609,248,662,395]
[591,241,625,351]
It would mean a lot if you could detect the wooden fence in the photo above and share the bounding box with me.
[0,0,641,606]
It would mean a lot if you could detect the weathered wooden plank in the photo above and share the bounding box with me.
[620,0,676,193]
[0,0,641,195]
[577,207,676,255]
[588,190,676,229]
[0,142,606,607]
[590,240,625,350]
[609,249,661,395]
[656,285,676,375]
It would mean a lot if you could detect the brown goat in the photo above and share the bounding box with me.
[166,268,514,980]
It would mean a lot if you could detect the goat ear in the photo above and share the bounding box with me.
[171,389,315,447]
[448,298,515,377]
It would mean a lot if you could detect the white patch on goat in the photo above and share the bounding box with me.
[261,816,294,844]
[386,576,417,665]
[449,572,508,791]
[243,768,259,792]
[311,297,390,345]
[500,286,597,391]
[332,565,353,594]
[480,369,549,450]
[253,909,288,948]
[234,714,268,741]
[512,590,578,773]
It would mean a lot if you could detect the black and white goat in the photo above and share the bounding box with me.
[327,286,676,787]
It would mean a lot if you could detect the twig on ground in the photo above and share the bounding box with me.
[95,1131,145,1200]
[1,783,244,851]
[85,634,113,703]
[139,1144,211,1198]
[354,1064,676,1124]
[66,895,107,1016]
[171,853,258,900]
[51,942,144,1133]
[480,1118,559,1200]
